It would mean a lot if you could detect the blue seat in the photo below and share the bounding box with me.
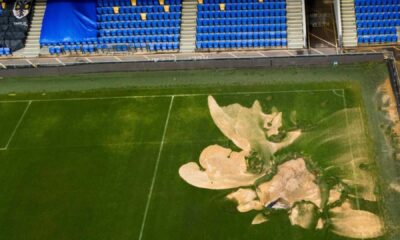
[49,47,56,55]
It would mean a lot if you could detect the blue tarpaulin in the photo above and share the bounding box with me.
[40,0,97,45]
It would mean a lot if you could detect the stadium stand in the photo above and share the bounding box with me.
[43,0,182,55]
[355,0,400,45]
[0,0,34,55]
[195,0,288,50]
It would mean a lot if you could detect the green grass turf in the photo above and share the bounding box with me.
[143,91,361,240]
[0,102,29,147]
[0,97,172,240]
[9,98,171,149]
[0,63,397,240]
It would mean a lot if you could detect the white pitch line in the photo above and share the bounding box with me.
[25,59,37,68]
[257,51,266,57]
[84,57,93,63]
[309,33,337,48]
[143,55,150,61]
[286,50,296,56]
[0,89,345,103]
[342,90,361,211]
[227,52,237,58]
[311,48,325,55]
[0,101,31,151]
[138,96,174,240]
[55,58,66,66]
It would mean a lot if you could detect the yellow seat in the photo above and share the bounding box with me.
[164,5,170,12]
[113,6,119,14]
[141,13,147,20]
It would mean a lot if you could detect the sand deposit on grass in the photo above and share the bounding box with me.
[180,96,303,190]
[328,186,342,204]
[256,158,321,208]
[179,145,264,189]
[179,96,382,238]
[226,158,321,215]
[252,213,268,225]
[329,201,384,239]
[378,79,400,135]
[377,79,400,162]
[389,182,400,192]
[226,188,263,212]
[208,96,301,163]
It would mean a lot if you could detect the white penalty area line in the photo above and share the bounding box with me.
[0,89,346,103]
[138,95,174,240]
[0,101,31,151]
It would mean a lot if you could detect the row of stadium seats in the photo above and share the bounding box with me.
[354,0,400,5]
[356,19,400,27]
[0,47,11,56]
[196,39,287,49]
[198,10,286,18]
[198,2,286,11]
[197,17,287,26]
[98,35,180,43]
[355,12,400,20]
[357,27,397,35]
[358,35,398,43]
[97,13,181,21]
[98,20,181,29]
[97,0,181,7]
[99,27,180,36]
[197,24,287,33]
[49,42,179,55]
[97,6,182,14]
[355,5,400,12]
[196,32,287,41]
[354,0,400,45]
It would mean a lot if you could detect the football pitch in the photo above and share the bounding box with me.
[0,63,398,240]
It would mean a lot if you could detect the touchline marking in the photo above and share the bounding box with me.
[4,139,230,152]
[0,89,345,103]
[0,101,32,151]
[341,90,362,212]
[138,96,174,240]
